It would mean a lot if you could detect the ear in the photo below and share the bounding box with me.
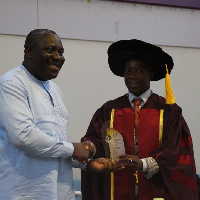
[150,71,155,80]
[25,46,33,58]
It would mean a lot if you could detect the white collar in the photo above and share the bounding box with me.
[128,89,152,104]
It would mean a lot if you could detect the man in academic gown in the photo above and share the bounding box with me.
[81,39,198,200]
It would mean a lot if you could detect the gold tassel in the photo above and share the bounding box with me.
[165,64,175,104]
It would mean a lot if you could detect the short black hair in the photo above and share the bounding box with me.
[24,29,58,48]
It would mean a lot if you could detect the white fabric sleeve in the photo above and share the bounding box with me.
[72,159,87,169]
[143,157,160,179]
[0,80,74,158]
[141,158,148,172]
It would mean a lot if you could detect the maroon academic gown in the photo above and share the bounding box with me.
[81,93,198,200]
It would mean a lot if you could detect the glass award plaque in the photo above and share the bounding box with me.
[102,121,125,160]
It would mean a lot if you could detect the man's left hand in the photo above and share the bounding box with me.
[117,154,143,171]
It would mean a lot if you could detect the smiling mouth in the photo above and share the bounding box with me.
[129,82,138,87]
[51,65,60,68]
[50,65,61,71]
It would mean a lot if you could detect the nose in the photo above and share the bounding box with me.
[53,51,62,60]
[52,51,65,65]
[127,73,137,79]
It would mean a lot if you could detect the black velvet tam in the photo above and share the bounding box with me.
[107,39,174,81]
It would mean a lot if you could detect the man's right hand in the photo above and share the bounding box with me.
[72,142,90,163]
[86,158,123,172]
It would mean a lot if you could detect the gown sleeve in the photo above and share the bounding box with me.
[151,104,198,199]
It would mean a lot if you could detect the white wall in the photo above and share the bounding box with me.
[0,34,199,179]
[1,0,200,48]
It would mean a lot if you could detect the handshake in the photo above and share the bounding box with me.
[72,141,96,163]
[72,141,143,173]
